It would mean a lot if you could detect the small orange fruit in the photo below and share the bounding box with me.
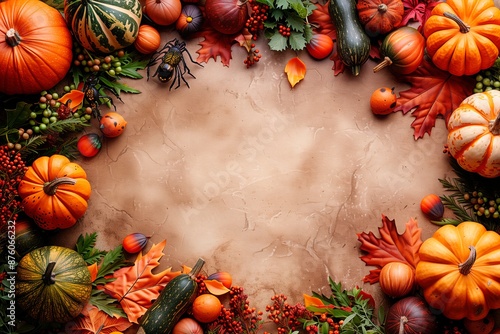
[370,87,397,115]
[192,294,222,323]
[99,112,127,138]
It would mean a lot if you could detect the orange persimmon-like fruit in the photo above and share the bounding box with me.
[192,294,222,323]
[370,87,397,115]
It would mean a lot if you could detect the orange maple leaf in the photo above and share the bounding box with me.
[285,57,306,88]
[395,59,475,139]
[101,240,182,323]
[194,25,237,67]
[65,304,132,334]
[309,2,336,39]
[58,90,85,109]
[357,214,423,284]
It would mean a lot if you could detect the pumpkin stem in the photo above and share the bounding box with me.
[42,262,57,285]
[490,111,500,135]
[5,28,21,47]
[373,57,393,73]
[43,177,77,195]
[443,12,470,34]
[458,246,476,275]
[188,258,206,278]
[378,3,388,13]
[398,316,408,334]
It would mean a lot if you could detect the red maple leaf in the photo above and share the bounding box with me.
[193,25,239,67]
[394,59,475,139]
[309,2,336,40]
[357,214,423,284]
[401,0,443,31]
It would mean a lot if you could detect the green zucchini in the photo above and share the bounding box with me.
[139,258,205,334]
[329,0,371,76]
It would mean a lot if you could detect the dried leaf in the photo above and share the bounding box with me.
[58,90,85,109]
[88,263,98,282]
[309,2,336,39]
[395,59,475,139]
[357,214,423,284]
[194,25,237,67]
[400,0,443,32]
[235,29,254,53]
[285,57,306,88]
[65,304,132,334]
[205,279,230,295]
[101,240,182,323]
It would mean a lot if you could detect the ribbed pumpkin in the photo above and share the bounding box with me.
[415,221,500,320]
[144,0,182,26]
[446,90,500,178]
[423,0,500,76]
[373,26,425,75]
[18,154,92,230]
[17,246,92,323]
[64,0,142,53]
[0,0,73,95]
[356,0,404,37]
[134,24,161,54]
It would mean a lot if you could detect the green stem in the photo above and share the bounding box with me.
[458,246,476,275]
[43,177,76,195]
[443,12,470,33]
[189,258,205,278]
[42,262,57,285]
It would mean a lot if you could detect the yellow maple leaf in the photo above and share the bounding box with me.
[285,57,306,88]
[101,240,182,323]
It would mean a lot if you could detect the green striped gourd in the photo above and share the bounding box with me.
[64,0,142,53]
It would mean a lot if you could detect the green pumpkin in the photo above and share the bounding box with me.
[14,219,47,259]
[16,246,92,323]
[64,0,142,53]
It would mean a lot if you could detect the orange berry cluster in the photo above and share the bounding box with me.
[205,286,263,333]
[264,294,313,334]
[0,145,27,226]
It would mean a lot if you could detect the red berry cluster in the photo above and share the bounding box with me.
[0,145,27,227]
[195,274,208,294]
[278,25,291,37]
[304,315,343,334]
[245,0,269,38]
[244,44,262,68]
[263,294,313,334]
[205,286,263,333]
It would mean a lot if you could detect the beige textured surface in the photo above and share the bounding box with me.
[56,31,455,330]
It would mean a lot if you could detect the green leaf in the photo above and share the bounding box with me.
[118,57,149,79]
[289,0,307,18]
[289,31,308,50]
[269,8,285,21]
[99,76,141,95]
[5,102,32,129]
[89,289,127,318]
[256,0,274,7]
[275,0,289,9]
[268,32,288,51]
[94,245,131,285]
[76,233,107,264]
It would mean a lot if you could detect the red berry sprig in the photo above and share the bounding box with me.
[278,25,291,37]
[205,286,263,333]
[244,44,262,68]
[0,145,27,227]
[264,294,313,334]
[245,0,269,38]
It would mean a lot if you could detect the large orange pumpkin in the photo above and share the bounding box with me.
[415,221,500,320]
[423,0,500,76]
[18,155,92,230]
[446,90,500,178]
[144,0,182,26]
[0,0,73,95]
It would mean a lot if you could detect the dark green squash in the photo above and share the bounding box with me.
[139,258,205,334]
[329,0,371,76]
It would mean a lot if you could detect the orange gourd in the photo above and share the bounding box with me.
[144,0,182,26]
[379,262,415,298]
[446,90,500,178]
[192,294,222,323]
[423,0,500,76]
[134,25,161,54]
[356,0,404,37]
[415,221,500,320]
[0,0,73,95]
[18,155,92,230]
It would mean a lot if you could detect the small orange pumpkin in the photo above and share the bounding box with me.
[305,33,334,60]
[416,221,500,320]
[18,155,92,230]
[134,25,161,54]
[423,0,500,76]
[356,0,404,37]
[379,262,415,298]
[144,0,182,26]
[370,87,397,115]
[446,90,500,178]
[0,0,73,95]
